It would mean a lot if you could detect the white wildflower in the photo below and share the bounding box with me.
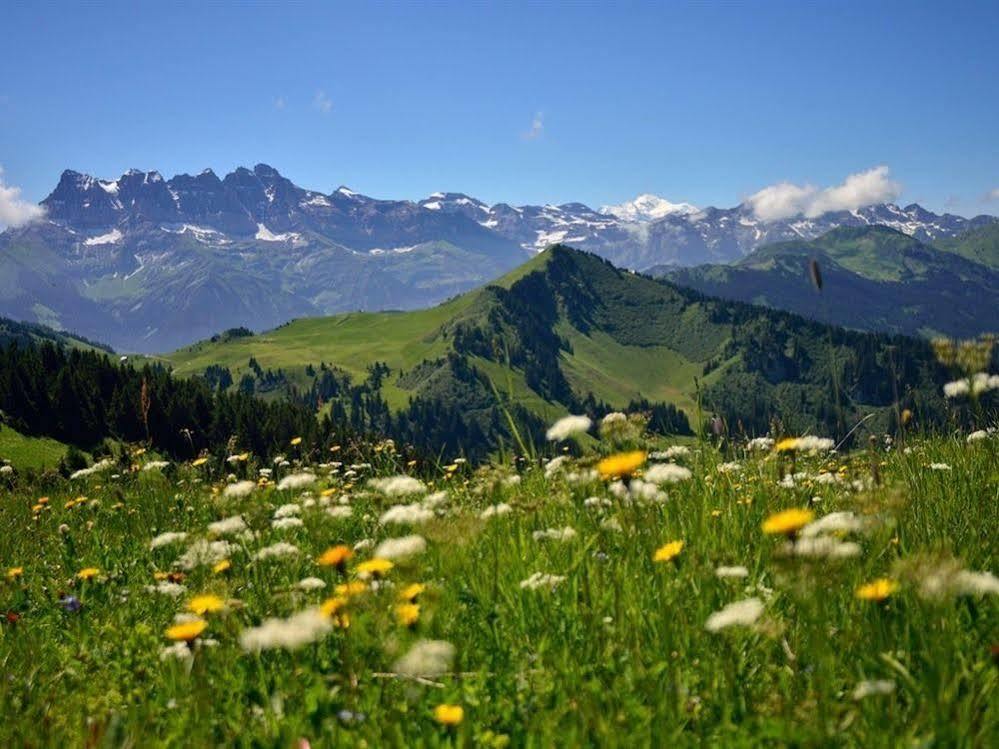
[852,680,896,700]
[271,517,304,530]
[223,480,256,499]
[393,639,455,677]
[240,608,332,652]
[368,475,426,497]
[705,597,764,632]
[481,503,512,519]
[176,539,233,570]
[717,461,742,474]
[373,534,426,560]
[944,372,999,398]
[544,455,571,478]
[273,503,301,519]
[207,515,248,537]
[645,463,692,484]
[422,490,448,509]
[651,445,691,460]
[520,572,567,591]
[142,461,170,471]
[327,506,353,520]
[600,516,622,532]
[928,463,951,471]
[783,537,862,559]
[254,542,300,561]
[801,511,870,538]
[380,503,434,526]
[546,414,592,441]
[532,526,577,542]
[160,641,194,662]
[296,577,327,591]
[747,437,775,451]
[150,531,188,550]
[145,581,187,597]
[584,496,612,509]
[277,472,316,491]
[715,566,750,579]
[70,458,114,480]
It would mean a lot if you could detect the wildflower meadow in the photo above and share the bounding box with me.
[1,417,996,746]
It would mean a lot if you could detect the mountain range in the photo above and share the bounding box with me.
[0,163,994,351]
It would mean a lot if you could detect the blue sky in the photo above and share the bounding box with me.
[1,0,997,217]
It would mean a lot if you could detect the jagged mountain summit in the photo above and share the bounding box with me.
[0,163,994,351]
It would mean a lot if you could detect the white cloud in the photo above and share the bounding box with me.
[523,111,544,140]
[0,166,45,230]
[985,187,999,203]
[313,90,333,114]
[746,166,902,221]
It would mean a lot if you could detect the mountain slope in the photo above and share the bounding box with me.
[162,245,951,451]
[934,223,999,269]
[663,226,999,339]
[2,165,994,353]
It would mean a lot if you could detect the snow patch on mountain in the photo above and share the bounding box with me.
[83,229,123,245]
[255,224,302,243]
[601,194,699,222]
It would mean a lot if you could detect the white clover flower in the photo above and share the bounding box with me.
[645,463,692,484]
[150,531,188,550]
[705,597,764,632]
[380,503,434,526]
[277,472,316,491]
[368,475,426,497]
[223,480,256,499]
[393,639,455,677]
[254,542,300,561]
[520,572,567,591]
[207,515,248,537]
[373,534,426,560]
[532,526,577,542]
[240,608,332,652]
[545,414,592,441]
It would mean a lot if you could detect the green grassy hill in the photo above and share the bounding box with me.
[664,226,999,339]
[0,423,75,470]
[935,222,999,268]
[161,245,951,451]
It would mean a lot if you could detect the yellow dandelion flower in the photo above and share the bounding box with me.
[398,582,426,602]
[761,508,814,536]
[212,559,231,575]
[320,487,336,497]
[290,436,303,446]
[597,451,647,479]
[7,567,24,580]
[396,602,420,627]
[433,704,464,726]
[165,618,207,642]
[653,540,685,563]
[320,596,351,627]
[187,594,226,615]
[856,578,899,602]
[335,580,368,598]
[77,567,100,581]
[191,457,209,467]
[774,438,800,453]
[356,558,394,577]
[37,497,49,505]
[317,545,353,568]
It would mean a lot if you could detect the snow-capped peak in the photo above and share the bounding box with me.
[600,194,699,222]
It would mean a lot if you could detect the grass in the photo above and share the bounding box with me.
[0,428,996,746]
[0,424,74,470]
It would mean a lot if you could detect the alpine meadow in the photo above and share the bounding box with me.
[2,3,998,747]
